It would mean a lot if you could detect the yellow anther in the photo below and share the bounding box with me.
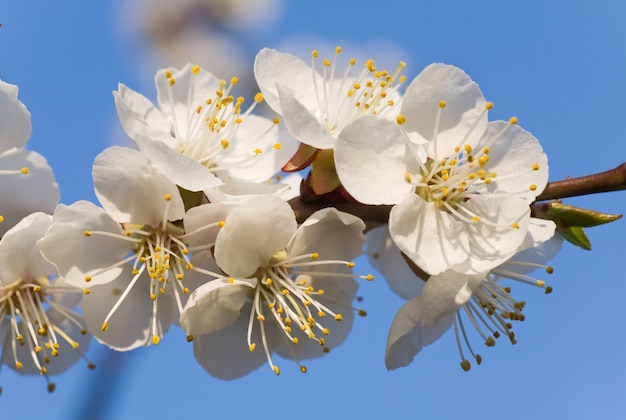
[335,314,343,321]
[21,167,29,174]
[182,287,189,294]
[0,215,4,223]
[15,362,23,370]
[152,335,160,345]
[317,289,325,295]
[347,261,355,268]
[218,220,225,228]
[83,288,91,295]
[439,100,446,108]
[509,116,518,125]
[230,76,239,85]
[282,289,289,295]
[532,163,540,171]
[396,115,407,125]
[33,285,41,292]
[300,366,308,373]
[165,70,173,78]
[220,139,230,149]
[349,58,356,65]
[256,315,265,321]
[546,266,554,274]
[529,184,537,191]
[335,46,342,54]
[511,223,520,229]
[405,172,412,183]
[83,230,92,237]
[460,360,471,371]
[292,337,299,344]
[273,365,280,375]
[35,345,42,353]
[265,278,272,287]
[254,148,262,155]
[485,101,494,110]
[309,252,319,260]
[536,280,545,287]
[365,274,374,281]
[150,293,156,300]
[358,310,367,317]
[273,143,282,150]
[249,343,256,352]
[254,92,263,103]
[472,216,480,222]
[273,117,280,124]
[191,65,200,75]
[164,194,172,201]
[169,77,176,87]
[101,322,109,332]
[323,59,331,67]
[311,50,319,58]
[84,275,92,282]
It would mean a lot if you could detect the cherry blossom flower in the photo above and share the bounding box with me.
[114,63,295,191]
[38,147,230,350]
[0,213,92,393]
[384,220,562,371]
[335,63,549,275]
[0,80,59,236]
[180,195,371,379]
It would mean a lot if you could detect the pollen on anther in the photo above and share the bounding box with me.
[152,335,161,345]
[334,314,343,321]
[21,167,29,174]
[511,223,520,229]
[273,365,280,375]
[365,274,374,281]
[101,321,109,332]
[485,102,494,110]
[396,115,407,125]
[83,288,91,295]
[347,261,355,268]
[439,100,446,108]
[335,46,342,54]
[273,143,282,150]
[83,230,92,237]
[169,78,176,87]
[84,275,92,282]
[273,117,280,124]
[311,50,319,58]
[254,92,264,103]
[165,70,173,79]
[191,65,201,75]
[509,116,518,125]
[230,76,239,85]
[460,360,471,371]
[546,266,554,274]
[532,163,540,171]
[529,184,537,191]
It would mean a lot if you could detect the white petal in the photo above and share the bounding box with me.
[0,212,55,284]
[180,278,254,335]
[0,150,59,236]
[183,202,234,249]
[401,63,487,157]
[215,196,296,277]
[113,84,170,142]
[481,121,549,201]
[366,226,425,300]
[420,270,484,326]
[134,134,223,191]
[276,83,336,149]
[389,196,469,275]
[385,295,453,370]
[82,267,173,351]
[38,201,133,287]
[254,48,320,114]
[93,146,185,225]
[335,116,414,204]
[288,207,365,262]
[0,80,31,153]
[192,302,279,380]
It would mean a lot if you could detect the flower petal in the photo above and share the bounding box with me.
[180,278,254,335]
[215,195,296,277]
[335,116,414,205]
[401,63,487,157]
[0,80,31,153]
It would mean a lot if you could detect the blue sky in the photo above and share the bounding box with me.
[1,1,626,419]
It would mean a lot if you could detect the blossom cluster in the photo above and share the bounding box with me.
[0,46,564,391]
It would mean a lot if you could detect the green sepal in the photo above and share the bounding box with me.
[309,149,341,195]
[544,202,622,227]
[556,225,592,250]
[178,186,205,212]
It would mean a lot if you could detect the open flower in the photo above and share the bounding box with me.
[0,80,59,236]
[114,63,295,191]
[180,195,370,379]
[335,63,549,275]
[38,147,230,350]
[385,220,562,371]
[0,213,92,393]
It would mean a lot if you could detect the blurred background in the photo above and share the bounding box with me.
[1,1,625,419]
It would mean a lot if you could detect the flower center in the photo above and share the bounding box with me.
[0,277,93,392]
[163,67,282,172]
[453,263,554,371]
[244,249,372,375]
[310,46,407,136]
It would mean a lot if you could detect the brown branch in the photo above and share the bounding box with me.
[289,162,626,225]
[535,162,626,201]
